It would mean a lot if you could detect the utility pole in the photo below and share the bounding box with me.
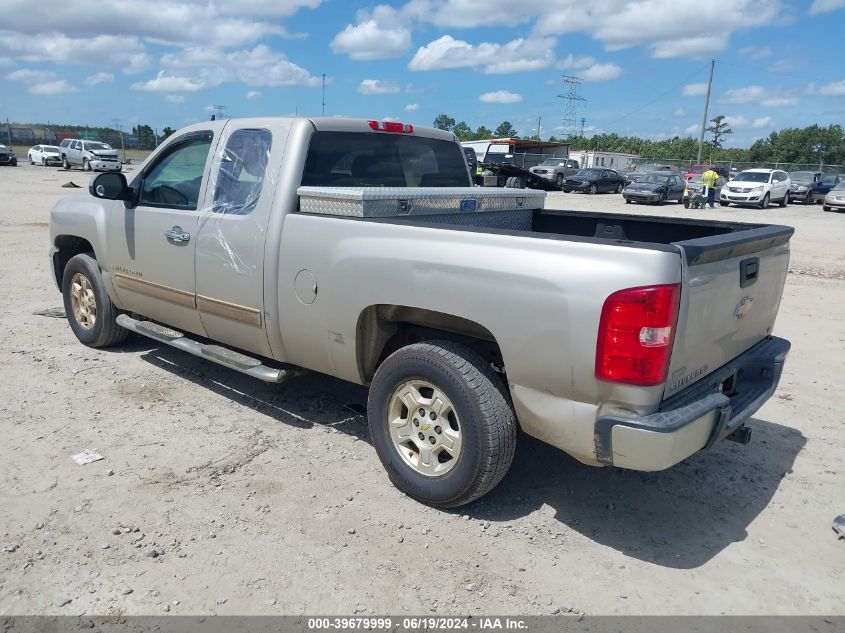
[558,75,586,140]
[697,59,715,163]
[111,119,126,163]
[322,74,326,117]
[580,117,585,138]
[536,115,542,141]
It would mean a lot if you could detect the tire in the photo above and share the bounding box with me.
[41,157,46,166]
[61,253,129,348]
[615,183,623,194]
[758,193,770,209]
[624,197,631,204]
[62,155,70,170]
[29,154,34,165]
[720,201,729,207]
[83,158,91,172]
[683,199,690,209]
[657,192,666,206]
[823,205,831,212]
[555,174,563,187]
[588,184,597,195]
[780,192,789,207]
[367,341,517,508]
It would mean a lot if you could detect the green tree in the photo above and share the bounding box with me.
[494,121,517,138]
[706,115,733,149]
[433,114,456,132]
[132,124,154,138]
[474,125,493,139]
[452,121,473,140]
[162,126,176,139]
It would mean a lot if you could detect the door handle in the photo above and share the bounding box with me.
[165,227,190,244]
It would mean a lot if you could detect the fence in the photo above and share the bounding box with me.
[3,125,162,152]
[638,157,845,174]
[481,152,567,170]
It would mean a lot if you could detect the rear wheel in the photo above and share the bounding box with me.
[780,192,790,207]
[367,341,517,508]
[62,254,129,348]
[615,183,623,193]
[759,193,770,209]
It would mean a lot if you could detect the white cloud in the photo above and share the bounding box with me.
[651,35,728,59]
[722,115,749,127]
[331,5,411,60]
[809,0,845,14]
[752,116,774,128]
[246,90,263,99]
[404,103,420,111]
[358,79,401,94]
[739,45,773,59]
[5,69,78,94]
[84,72,114,86]
[720,85,798,106]
[155,45,321,91]
[674,107,686,117]
[819,80,845,96]
[409,34,555,74]
[557,54,595,70]
[29,79,77,94]
[580,62,622,82]
[683,82,708,96]
[0,32,150,73]
[479,90,522,104]
[164,94,185,103]
[132,71,209,92]
[684,124,700,134]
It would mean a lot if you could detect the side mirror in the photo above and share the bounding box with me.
[89,172,130,201]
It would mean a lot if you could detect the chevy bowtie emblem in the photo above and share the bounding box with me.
[734,296,753,319]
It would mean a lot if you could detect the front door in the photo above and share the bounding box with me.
[194,120,291,358]
[107,129,218,336]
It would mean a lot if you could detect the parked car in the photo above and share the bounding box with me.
[787,171,822,204]
[683,176,725,208]
[812,173,845,202]
[625,164,680,184]
[0,144,18,166]
[623,173,686,205]
[529,158,581,187]
[28,144,62,166]
[562,168,626,193]
[50,116,793,507]
[58,139,121,172]
[822,182,845,212]
[720,169,791,208]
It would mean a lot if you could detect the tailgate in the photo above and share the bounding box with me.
[664,225,793,399]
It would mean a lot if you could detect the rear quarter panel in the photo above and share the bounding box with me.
[276,215,683,464]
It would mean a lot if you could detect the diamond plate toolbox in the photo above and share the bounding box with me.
[296,186,546,218]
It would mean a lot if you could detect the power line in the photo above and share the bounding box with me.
[557,75,586,139]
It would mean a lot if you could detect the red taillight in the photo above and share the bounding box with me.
[595,284,680,386]
[368,120,414,133]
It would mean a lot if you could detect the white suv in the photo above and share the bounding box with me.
[720,168,791,208]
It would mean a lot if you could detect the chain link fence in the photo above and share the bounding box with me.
[3,124,160,161]
[638,157,845,174]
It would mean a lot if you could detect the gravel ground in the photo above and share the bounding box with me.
[0,163,843,616]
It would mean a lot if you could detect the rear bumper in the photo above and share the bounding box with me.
[594,336,790,471]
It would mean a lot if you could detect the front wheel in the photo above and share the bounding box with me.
[41,157,46,166]
[62,156,70,169]
[615,183,623,193]
[555,174,563,187]
[759,193,770,209]
[62,254,129,348]
[588,184,598,195]
[823,205,832,212]
[82,158,91,172]
[367,341,517,508]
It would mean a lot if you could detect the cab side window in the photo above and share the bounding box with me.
[139,133,213,210]
[212,129,272,215]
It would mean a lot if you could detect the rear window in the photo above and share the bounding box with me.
[301,132,470,187]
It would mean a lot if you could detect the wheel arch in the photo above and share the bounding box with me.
[52,235,96,289]
[355,304,505,384]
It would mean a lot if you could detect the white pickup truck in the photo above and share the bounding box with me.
[49,117,792,507]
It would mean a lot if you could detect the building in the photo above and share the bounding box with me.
[568,150,640,171]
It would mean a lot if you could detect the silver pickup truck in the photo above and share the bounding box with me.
[49,117,792,507]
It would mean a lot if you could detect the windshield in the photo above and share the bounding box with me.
[541,158,564,166]
[735,171,771,183]
[832,182,845,192]
[0,145,7,151]
[302,131,471,187]
[84,142,112,151]
[636,175,670,184]
[789,171,816,183]
[576,169,603,178]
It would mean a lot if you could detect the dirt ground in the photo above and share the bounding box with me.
[0,163,842,616]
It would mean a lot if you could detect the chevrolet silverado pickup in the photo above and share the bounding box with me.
[49,117,793,507]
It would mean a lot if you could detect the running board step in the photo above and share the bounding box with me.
[116,314,302,383]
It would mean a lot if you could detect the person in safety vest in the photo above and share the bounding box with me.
[701,168,719,209]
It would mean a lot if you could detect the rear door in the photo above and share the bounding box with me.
[663,229,791,398]
[194,119,291,358]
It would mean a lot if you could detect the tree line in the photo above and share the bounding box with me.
[432,112,845,165]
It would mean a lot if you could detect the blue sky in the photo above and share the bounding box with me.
[1,0,844,147]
